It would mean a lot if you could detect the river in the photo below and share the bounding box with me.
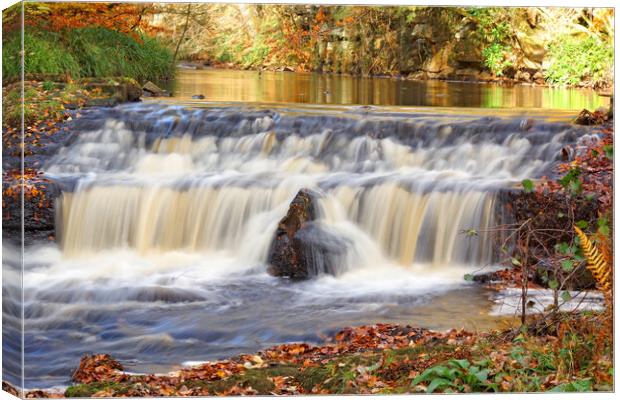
[2,69,607,390]
[169,68,608,109]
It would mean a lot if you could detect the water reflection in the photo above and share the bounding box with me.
[169,68,608,110]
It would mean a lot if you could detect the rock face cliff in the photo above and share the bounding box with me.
[400,8,547,83]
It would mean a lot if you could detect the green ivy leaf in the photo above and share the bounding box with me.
[575,220,588,229]
[537,268,549,283]
[561,290,572,302]
[556,242,570,254]
[464,274,474,282]
[568,179,583,194]
[597,216,610,236]
[603,144,613,160]
[561,260,574,271]
[521,179,534,193]
[548,279,559,290]
[558,168,580,188]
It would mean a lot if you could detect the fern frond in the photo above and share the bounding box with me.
[574,226,612,293]
[595,231,613,268]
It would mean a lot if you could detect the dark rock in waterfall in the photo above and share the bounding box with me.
[267,189,347,280]
[267,189,317,279]
[192,94,206,99]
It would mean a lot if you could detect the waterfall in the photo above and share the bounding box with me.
[48,103,584,272]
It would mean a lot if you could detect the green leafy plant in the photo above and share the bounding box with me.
[482,43,513,76]
[467,8,514,76]
[42,81,55,91]
[549,379,592,392]
[521,179,534,193]
[546,35,613,86]
[411,359,493,393]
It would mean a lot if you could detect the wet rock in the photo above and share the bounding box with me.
[533,71,544,81]
[423,46,452,75]
[478,71,494,82]
[84,97,120,108]
[142,81,165,97]
[471,269,506,284]
[124,81,143,102]
[267,189,318,280]
[2,174,63,243]
[407,71,427,80]
[533,70,545,85]
[526,8,540,28]
[267,189,347,280]
[72,354,123,384]
[452,38,483,65]
[25,390,51,398]
[574,108,609,125]
[81,78,142,103]
[454,68,480,81]
[192,94,206,99]
[515,70,532,83]
[2,381,19,397]
[516,30,546,68]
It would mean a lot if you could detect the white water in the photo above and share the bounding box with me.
[10,103,589,389]
[48,105,569,270]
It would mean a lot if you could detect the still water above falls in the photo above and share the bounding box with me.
[169,68,609,110]
[6,101,599,389]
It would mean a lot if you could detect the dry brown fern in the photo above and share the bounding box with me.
[574,225,612,294]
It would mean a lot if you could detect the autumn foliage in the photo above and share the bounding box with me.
[4,2,162,37]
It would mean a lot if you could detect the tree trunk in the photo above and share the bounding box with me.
[171,3,192,70]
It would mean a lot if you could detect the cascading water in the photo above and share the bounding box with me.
[9,102,592,389]
[49,104,580,268]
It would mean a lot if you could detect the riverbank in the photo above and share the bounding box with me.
[2,310,612,396]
